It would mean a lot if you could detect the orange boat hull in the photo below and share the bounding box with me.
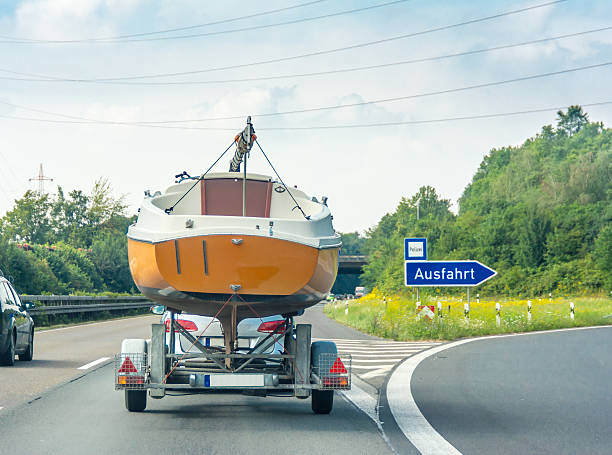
[128,235,339,319]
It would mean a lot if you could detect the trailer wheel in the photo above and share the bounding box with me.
[311,341,337,414]
[125,390,147,412]
[312,389,334,414]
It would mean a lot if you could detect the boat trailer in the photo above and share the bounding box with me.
[115,315,351,414]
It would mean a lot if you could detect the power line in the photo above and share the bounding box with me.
[0,0,568,81]
[2,60,610,125]
[0,0,412,44]
[1,26,609,85]
[0,0,328,43]
[1,101,611,131]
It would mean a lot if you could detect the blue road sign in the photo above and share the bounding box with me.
[404,238,427,261]
[405,260,497,287]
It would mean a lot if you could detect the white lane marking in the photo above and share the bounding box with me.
[341,353,419,358]
[352,364,401,370]
[340,378,396,452]
[388,342,469,455]
[360,366,393,379]
[387,325,612,455]
[0,407,3,411]
[77,357,110,370]
[338,347,427,355]
[315,337,439,345]
[350,358,406,363]
[340,381,379,423]
[332,340,439,346]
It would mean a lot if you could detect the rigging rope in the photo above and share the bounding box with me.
[164,139,237,214]
[255,139,309,220]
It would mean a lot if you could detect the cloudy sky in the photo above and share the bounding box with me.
[0,0,611,233]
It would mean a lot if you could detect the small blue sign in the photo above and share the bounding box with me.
[405,260,496,287]
[404,238,427,261]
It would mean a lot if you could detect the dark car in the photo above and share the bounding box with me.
[0,273,35,366]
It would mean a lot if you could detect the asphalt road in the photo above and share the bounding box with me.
[0,315,158,410]
[0,305,394,455]
[410,327,612,455]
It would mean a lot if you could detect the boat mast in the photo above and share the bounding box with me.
[228,116,255,217]
[243,139,247,217]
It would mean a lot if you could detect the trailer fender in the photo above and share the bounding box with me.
[311,341,338,378]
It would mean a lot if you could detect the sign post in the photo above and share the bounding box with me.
[405,238,427,306]
[403,239,497,320]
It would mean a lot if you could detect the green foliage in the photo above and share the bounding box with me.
[362,107,612,295]
[91,232,134,293]
[0,179,136,295]
[324,295,612,341]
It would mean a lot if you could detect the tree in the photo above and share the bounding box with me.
[1,191,53,243]
[556,105,589,136]
[593,225,612,290]
[90,232,134,293]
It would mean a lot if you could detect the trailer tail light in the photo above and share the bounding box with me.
[323,376,349,388]
[318,353,351,390]
[257,320,285,333]
[115,353,146,390]
[118,375,144,385]
[165,319,198,332]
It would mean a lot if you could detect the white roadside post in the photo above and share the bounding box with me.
[495,302,501,327]
[477,293,480,304]
[464,303,469,320]
[527,300,532,322]
[345,300,349,315]
[549,292,552,302]
[437,301,442,320]
[570,302,575,320]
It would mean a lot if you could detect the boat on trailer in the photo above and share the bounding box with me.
[127,117,341,351]
[118,118,349,414]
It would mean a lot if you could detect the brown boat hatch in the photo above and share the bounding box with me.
[201,179,272,217]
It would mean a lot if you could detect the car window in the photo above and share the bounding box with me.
[0,282,12,309]
[6,283,22,307]
[2,283,17,306]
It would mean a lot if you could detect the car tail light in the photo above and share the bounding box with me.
[165,319,198,332]
[257,320,285,333]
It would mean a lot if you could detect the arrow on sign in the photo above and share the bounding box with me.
[405,261,497,287]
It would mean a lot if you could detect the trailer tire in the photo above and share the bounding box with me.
[311,341,337,414]
[312,390,334,414]
[125,390,147,412]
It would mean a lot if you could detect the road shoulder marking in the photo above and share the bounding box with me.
[77,357,110,370]
[387,325,612,455]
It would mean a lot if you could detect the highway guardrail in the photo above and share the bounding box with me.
[19,295,153,315]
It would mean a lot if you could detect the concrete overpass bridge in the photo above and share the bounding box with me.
[337,255,367,274]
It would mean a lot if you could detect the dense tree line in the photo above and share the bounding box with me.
[362,107,612,296]
[0,179,136,295]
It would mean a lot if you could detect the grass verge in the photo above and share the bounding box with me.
[324,289,612,341]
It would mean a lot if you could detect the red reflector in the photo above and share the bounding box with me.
[165,319,198,332]
[118,356,138,373]
[257,320,285,333]
[330,357,347,374]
